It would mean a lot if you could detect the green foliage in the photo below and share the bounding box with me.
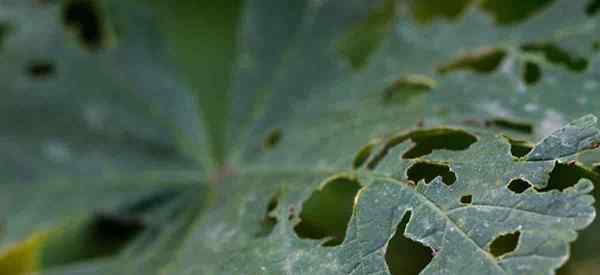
[1,0,600,274]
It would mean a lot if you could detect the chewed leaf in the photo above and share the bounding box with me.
[3,0,600,274]
[527,114,600,161]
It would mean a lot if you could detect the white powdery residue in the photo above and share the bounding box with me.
[539,110,565,138]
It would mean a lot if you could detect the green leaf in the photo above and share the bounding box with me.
[2,0,600,274]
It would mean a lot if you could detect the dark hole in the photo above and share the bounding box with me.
[507,178,531,194]
[407,161,456,186]
[460,195,472,204]
[538,162,593,192]
[383,75,435,105]
[489,231,520,258]
[523,61,542,85]
[385,211,433,275]
[353,143,375,169]
[521,43,589,72]
[63,0,105,50]
[480,0,556,25]
[503,136,534,158]
[27,61,55,79]
[256,194,279,237]
[586,0,600,15]
[403,129,478,159]
[264,128,282,149]
[410,0,472,24]
[437,48,506,75]
[294,178,361,246]
[486,119,533,134]
[368,128,478,169]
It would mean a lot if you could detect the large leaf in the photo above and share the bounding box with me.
[3,0,600,274]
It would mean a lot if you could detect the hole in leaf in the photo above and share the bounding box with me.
[385,211,433,275]
[538,162,595,192]
[587,0,600,15]
[383,74,436,104]
[437,48,506,75]
[256,193,279,237]
[368,128,478,168]
[62,0,107,51]
[409,0,473,24]
[480,0,556,25]
[263,128,282,149]
[486,119,534,134]
[507,178,531,194]
[353,142,376,169]
[521,43,589,72]
[460,195,472,204]
[503,136,534,158]
[406,161,456,186]
[523,61,542,85]
[294,178,361,246]
[489,231,520,258]
[337,0,397,69]
[402,129,478,159]
[26,60,55,79]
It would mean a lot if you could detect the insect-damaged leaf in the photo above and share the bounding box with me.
[1,0,600,274]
